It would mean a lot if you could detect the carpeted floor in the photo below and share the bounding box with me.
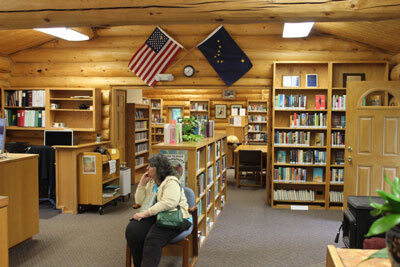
[9,169,343,266]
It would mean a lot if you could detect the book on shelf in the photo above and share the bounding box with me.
[312,168,323,182]
[314,132,325,146]
[332,114,346,128]
[315,95,326,110]
[335,150,345,165]
[276,150,287,163]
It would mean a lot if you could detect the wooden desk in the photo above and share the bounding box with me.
[234,145,269,201]
[0,154,39,248]
[54,141,110,214]
[326,245,391,267]
[0,196,9,267]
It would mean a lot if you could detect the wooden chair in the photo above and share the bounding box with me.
[126,187,198,267]
[237,150,263,187]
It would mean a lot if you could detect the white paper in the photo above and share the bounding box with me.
[109,159,116,175]
[233,116,242,126]
[239,108,246,116]
[282,76,292,87]
[232,109,238,116]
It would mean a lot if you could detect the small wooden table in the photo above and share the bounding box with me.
[234,145,268,192]
[326,245,391,267]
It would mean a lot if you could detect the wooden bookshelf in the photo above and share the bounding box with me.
[247,99,269,145]
[189,99,210,121]
[78,148,120,214]
[149,98,164,145]
[271,61,389,210]
[152,134,227,247]
[126,103,150,184]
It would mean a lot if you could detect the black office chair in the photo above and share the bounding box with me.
[237,150,263,188]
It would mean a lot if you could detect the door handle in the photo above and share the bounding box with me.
[348,146,352,152]
[347,156,352,162]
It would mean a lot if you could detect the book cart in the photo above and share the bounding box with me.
[271,61,389,210]
[152,134,227,248]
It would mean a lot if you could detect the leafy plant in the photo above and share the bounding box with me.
[180,117,204,142]
[366,174,400,237]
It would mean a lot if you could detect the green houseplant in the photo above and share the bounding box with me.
[366,174,400,265]
[180,117,204,142]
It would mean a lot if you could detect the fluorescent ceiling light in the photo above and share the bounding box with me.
[34,27,89,41]
[282,22,314,38]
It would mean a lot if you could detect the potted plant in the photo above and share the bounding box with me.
[366,174,400,265]
[180,117,204,142]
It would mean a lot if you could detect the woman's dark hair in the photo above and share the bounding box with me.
[148,153,174,182]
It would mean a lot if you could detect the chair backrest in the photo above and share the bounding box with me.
[183,187,195,208]
[239,150,262,166]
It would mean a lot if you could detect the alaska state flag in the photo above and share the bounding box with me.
[197,25,252,86]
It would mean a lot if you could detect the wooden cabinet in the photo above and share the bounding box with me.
[271,61,389,210]
[189,99,210,121]
[152,134,227,247]
[78,148,120,214]
[1,87,101,132]
[126,103,150,184]
[247,100,269,145]
[47,88,101,131]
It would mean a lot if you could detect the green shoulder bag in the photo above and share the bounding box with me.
[156,182,183,230]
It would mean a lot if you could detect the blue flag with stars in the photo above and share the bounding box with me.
[197,25,252,86]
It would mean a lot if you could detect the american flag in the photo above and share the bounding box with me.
[128,27,183,86]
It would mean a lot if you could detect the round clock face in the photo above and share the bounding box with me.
[183,65,195,77]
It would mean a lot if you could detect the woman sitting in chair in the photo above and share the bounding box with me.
[125,153,192,267]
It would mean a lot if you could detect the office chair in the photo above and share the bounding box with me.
[237,150,263,188]
[126,186,198,267]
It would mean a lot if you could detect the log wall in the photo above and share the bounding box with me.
[0,56,11,87]
[7,24,392,135]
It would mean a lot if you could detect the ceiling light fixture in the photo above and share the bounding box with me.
[34,27,89,41]
[282,22,314,38]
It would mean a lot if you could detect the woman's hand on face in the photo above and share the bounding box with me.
[139,171,151,186]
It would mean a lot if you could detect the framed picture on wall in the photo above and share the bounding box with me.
[306,74,318,88]
[343,73,365,88]
[222,89,236,99]
[215,104,227,119]
[231,104,242,116]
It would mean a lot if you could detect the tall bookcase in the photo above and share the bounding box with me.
[247,100,269,145]
[271,61,389,210]
[149,98,164,145]
[126,103,150,184]
[152,134,227,247]
[189,99,210,121]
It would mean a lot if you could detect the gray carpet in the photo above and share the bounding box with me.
[9,169,343,266]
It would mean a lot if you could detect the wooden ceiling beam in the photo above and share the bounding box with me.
[0,0,399,29]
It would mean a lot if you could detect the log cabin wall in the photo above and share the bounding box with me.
[0,56,11,88]
[6,24,392,136]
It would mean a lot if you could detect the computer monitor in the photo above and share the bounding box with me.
[44,129,74,146]
[0,118,6,155]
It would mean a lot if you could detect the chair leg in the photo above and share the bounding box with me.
[182,239,189,267]
[126,243,132,267]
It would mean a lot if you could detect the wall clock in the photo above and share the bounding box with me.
[183,65,195,77]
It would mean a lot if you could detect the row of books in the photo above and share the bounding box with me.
[275,94,307,109]
[197,172,206,197]
[248,115,266,122]
[330,191,343,203]
[135,131,147,140]
[164,120,182,144]
[151,102,161,109]
[135,143,148,153]
[135,156,144,167]
[190,102,208,111]
[331,132,345,146]
[273,167,307,182]
[334,150,344,165]
[332,95,346,110]
[135,110,146,119]
[248,104,267,111]
[151,113,164,123]
[5,109,46,127]
[330,168,344,183]
[276,149,326,164]
[275,131,311,146]
[5,90,46,107]
[135,121,147,129]
[207,166,213,186]
[248,133,267,142]
[332,114,346,128]
[197,199,203,222]
[289,112,327,128]
[248,124,265,131]
[215,140,221,158]
[192,114,208,121]
[273,189,315,201]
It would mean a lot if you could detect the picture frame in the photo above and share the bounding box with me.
[82,155,96,174]
[282,75,300,87]
[215,104,227,119]
[222,89,236,99]
[306,74,318,88]
[230,104,242,115]
[343,73,365,88]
